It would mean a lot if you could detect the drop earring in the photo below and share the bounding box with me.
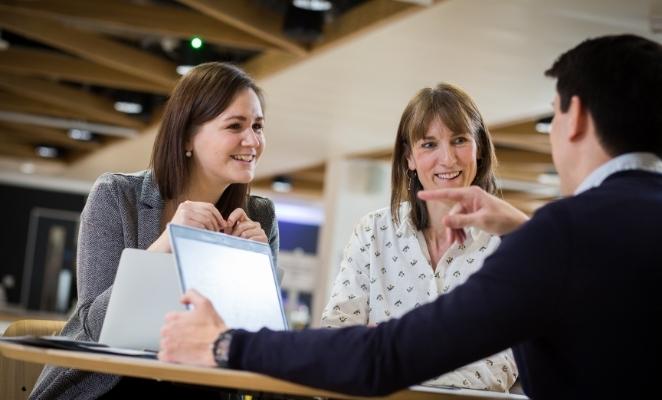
[185,150,192,158]
[408,170,418,191]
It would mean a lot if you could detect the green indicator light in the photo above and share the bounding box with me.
[190,36,203,49]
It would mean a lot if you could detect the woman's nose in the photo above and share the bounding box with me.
[438,144,456,165]
[242,129,260,147]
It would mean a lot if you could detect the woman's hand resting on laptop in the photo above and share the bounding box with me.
[159,289,229,367]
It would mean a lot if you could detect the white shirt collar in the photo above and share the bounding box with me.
[574,152,662,195]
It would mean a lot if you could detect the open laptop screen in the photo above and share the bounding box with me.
[168,224,288,332]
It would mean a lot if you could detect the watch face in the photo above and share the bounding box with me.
[214,330,233,367]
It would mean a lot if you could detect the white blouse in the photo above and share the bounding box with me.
[321,202,518,391]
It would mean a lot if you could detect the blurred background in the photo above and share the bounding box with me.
[0,0,659,330]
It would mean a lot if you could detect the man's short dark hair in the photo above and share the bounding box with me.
[545,34,662,157]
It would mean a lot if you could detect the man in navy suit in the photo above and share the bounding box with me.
[159,34,662,399]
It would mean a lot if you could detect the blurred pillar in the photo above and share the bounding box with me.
[311,157,391,327]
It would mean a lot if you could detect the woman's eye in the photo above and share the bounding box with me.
[453,137,469,145]
[421,142,435,148]
[227,123,242,130]
[252,123,264,132]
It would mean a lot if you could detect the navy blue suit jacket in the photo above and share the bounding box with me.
[229,171,662,400]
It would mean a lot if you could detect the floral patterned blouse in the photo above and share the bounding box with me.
[321,202,518,391]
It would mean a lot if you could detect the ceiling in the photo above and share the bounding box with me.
[0,0,660,212]
[0,0,375,161]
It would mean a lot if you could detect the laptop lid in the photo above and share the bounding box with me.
[99,248,185,351]
[168,224,288,331]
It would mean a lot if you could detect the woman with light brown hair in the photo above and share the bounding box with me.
[322,83,518,391]
[32,62,278,399]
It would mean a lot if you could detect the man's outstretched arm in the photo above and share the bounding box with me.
[418,186,530,237]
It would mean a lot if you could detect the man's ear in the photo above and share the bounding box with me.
[567,95,589,142]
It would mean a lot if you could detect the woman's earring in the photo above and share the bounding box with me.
[185,150,192,158]
[408,170,417,191]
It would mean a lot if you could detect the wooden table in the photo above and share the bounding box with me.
[0,341,527,400]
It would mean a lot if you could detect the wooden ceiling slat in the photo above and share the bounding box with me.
[0,0,554,197]
[0,5,178,89]
[0,137,41,160]
[318,0,421,49]
[0,92,85,120]
[491,119,552,154]
[495,147,553,164]
[291,166,326,183]
[244,0,423,78]
[501,196,549,215]
[0,47,170,95]
[241,49,300,81]
[496,148,554,184]
[177,0,307,56]
[490,118,545,134]
[0,121,100,151]
[491,132,551,154]
[497,168,547,183]
[0,75,146,129]
[501,190,553,200]
[11,0,274,52]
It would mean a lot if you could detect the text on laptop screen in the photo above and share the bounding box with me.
[171,227,287,332]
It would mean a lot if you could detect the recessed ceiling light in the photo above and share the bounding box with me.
[535,122,551,134]
[535,116,553,134]
[114,101,143,114]
[68,128,93,141]
[272,176,293,192]
[176,65,194,75]
[293,0,332,11]
[36,146,58,158]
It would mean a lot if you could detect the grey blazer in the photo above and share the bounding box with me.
[30,170,279,399]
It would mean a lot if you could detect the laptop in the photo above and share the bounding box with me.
[1,249,185,357]
[98,248,185,352]
[168,223,288,332]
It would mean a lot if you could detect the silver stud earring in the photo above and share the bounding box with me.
[185,150,192,158]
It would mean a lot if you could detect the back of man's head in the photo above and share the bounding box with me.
[545,34,662,158]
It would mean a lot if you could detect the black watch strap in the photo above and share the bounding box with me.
[212,329,235,368]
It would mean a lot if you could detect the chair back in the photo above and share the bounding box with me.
[1,319,66,400]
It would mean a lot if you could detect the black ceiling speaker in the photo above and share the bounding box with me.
[283,1,331,43]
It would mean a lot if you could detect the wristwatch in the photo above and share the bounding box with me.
[212,329,235,368]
